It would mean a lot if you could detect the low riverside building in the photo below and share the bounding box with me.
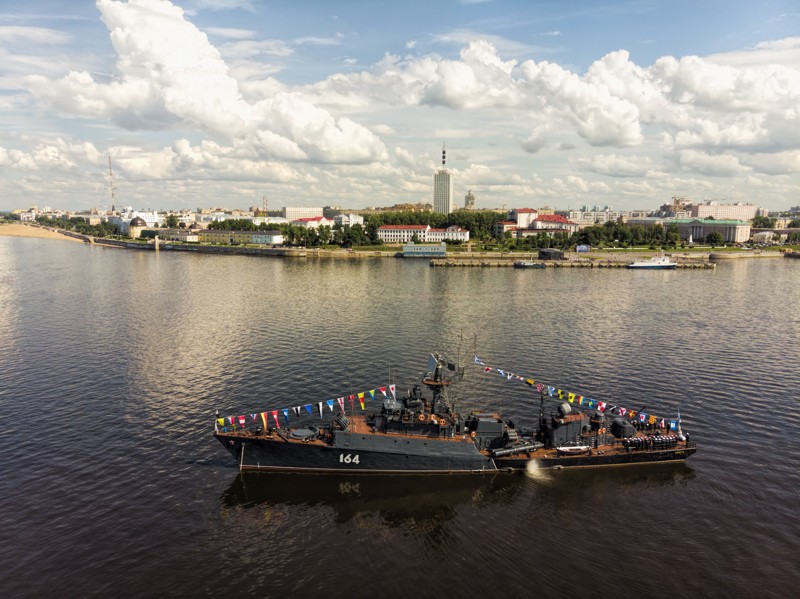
[108,210,163,234]
[627,217,751,243]
[377,224,429,243]
[284,206,323,220]
[403,242,447,258]
[509,208,538,228]
[493,220,518,237]
[334,213,364,227]
[129,217,147,239]
[493,208,577,238]
[428,225,469,243]
[161,230,199,243]
[517,214,580,237]
[291,216,333,229]
[377,224,470,244]
[690,201,763,221]
[196,230,284,245]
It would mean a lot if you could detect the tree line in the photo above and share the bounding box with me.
[31,210,800,249]
[35,215,120,238]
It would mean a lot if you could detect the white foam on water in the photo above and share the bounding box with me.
[524,459,551,482]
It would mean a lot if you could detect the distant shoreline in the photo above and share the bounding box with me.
[0,222,785,263]
[0,223,84,243]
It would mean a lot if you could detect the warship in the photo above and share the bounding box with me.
[214,354,697,473]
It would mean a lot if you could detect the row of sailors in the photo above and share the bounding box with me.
[621,434,679,450]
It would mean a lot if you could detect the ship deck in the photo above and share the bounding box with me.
[216,414,476,446]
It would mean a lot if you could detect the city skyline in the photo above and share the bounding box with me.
[1,0,799,213]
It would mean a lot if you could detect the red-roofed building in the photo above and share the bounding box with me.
[493,208,539,237]
[493,220,518,238]
[377,224,470,243]
[377,224,430,243]
[517,214,579,237]
[428,225,469,242]
[494,209,578,239]
[292,216,334,229]
[509,208,538,228]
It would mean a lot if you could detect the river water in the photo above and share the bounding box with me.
[1,238,798,598]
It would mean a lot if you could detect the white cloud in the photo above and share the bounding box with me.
[24,0,386,166]
[4,1,800,212]
[294,34,343,46]
[205,27,255,40]
[707,37,800,68]
[0,25,72,45]
[742,150,800,175]
[577,153,655,177]
[191,0,255,11]
[219,39,294,59]
[520,57,644,147]
[0,139,101,171]
[677,150,750,177]
[434,28,540,59]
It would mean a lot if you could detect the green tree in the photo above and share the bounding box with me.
[752,215,776,228]
[164,214,179,228]
[705,231,724,246]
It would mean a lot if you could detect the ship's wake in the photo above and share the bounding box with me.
[524,459,552,483]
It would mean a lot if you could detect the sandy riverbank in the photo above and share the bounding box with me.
[0,223,84,243]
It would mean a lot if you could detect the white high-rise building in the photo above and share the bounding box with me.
[433,144,453,215]
[283,206,323,220]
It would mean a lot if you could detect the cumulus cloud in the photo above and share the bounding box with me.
[422,40,521,109]
[521,56,644,147]
[677,150,750,177]
[0,139,102,171]
[578,153,655,177]
[741,150,800,175]
[24,0,386,165]
[6,0,800,210]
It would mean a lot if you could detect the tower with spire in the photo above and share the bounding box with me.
[433,142,453,215]
[464,189,476,210]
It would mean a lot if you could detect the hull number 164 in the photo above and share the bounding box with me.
[339,453,360,464]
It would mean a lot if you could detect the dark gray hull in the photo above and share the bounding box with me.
[216,431,498,474]
[496,444,697,470]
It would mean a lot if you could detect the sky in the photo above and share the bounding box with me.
[1,0,799,213]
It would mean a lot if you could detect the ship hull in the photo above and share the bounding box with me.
[216,432,696,474]
[495,444,697,470]
[216,432,498,474]
[626,263,677,269]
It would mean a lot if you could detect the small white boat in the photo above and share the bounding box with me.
[626,255,677,269]
[555,445,592,455]
[513,260,545,269]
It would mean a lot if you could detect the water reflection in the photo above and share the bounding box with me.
[220,463,695,533]
[221,472,523,542]
[529,462,696,492]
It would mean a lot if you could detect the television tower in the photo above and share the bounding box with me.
[107,155,117,213]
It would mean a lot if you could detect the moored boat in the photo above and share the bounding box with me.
[513,260,545,269]
[214,354,696,474]
[626,254,677,269]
